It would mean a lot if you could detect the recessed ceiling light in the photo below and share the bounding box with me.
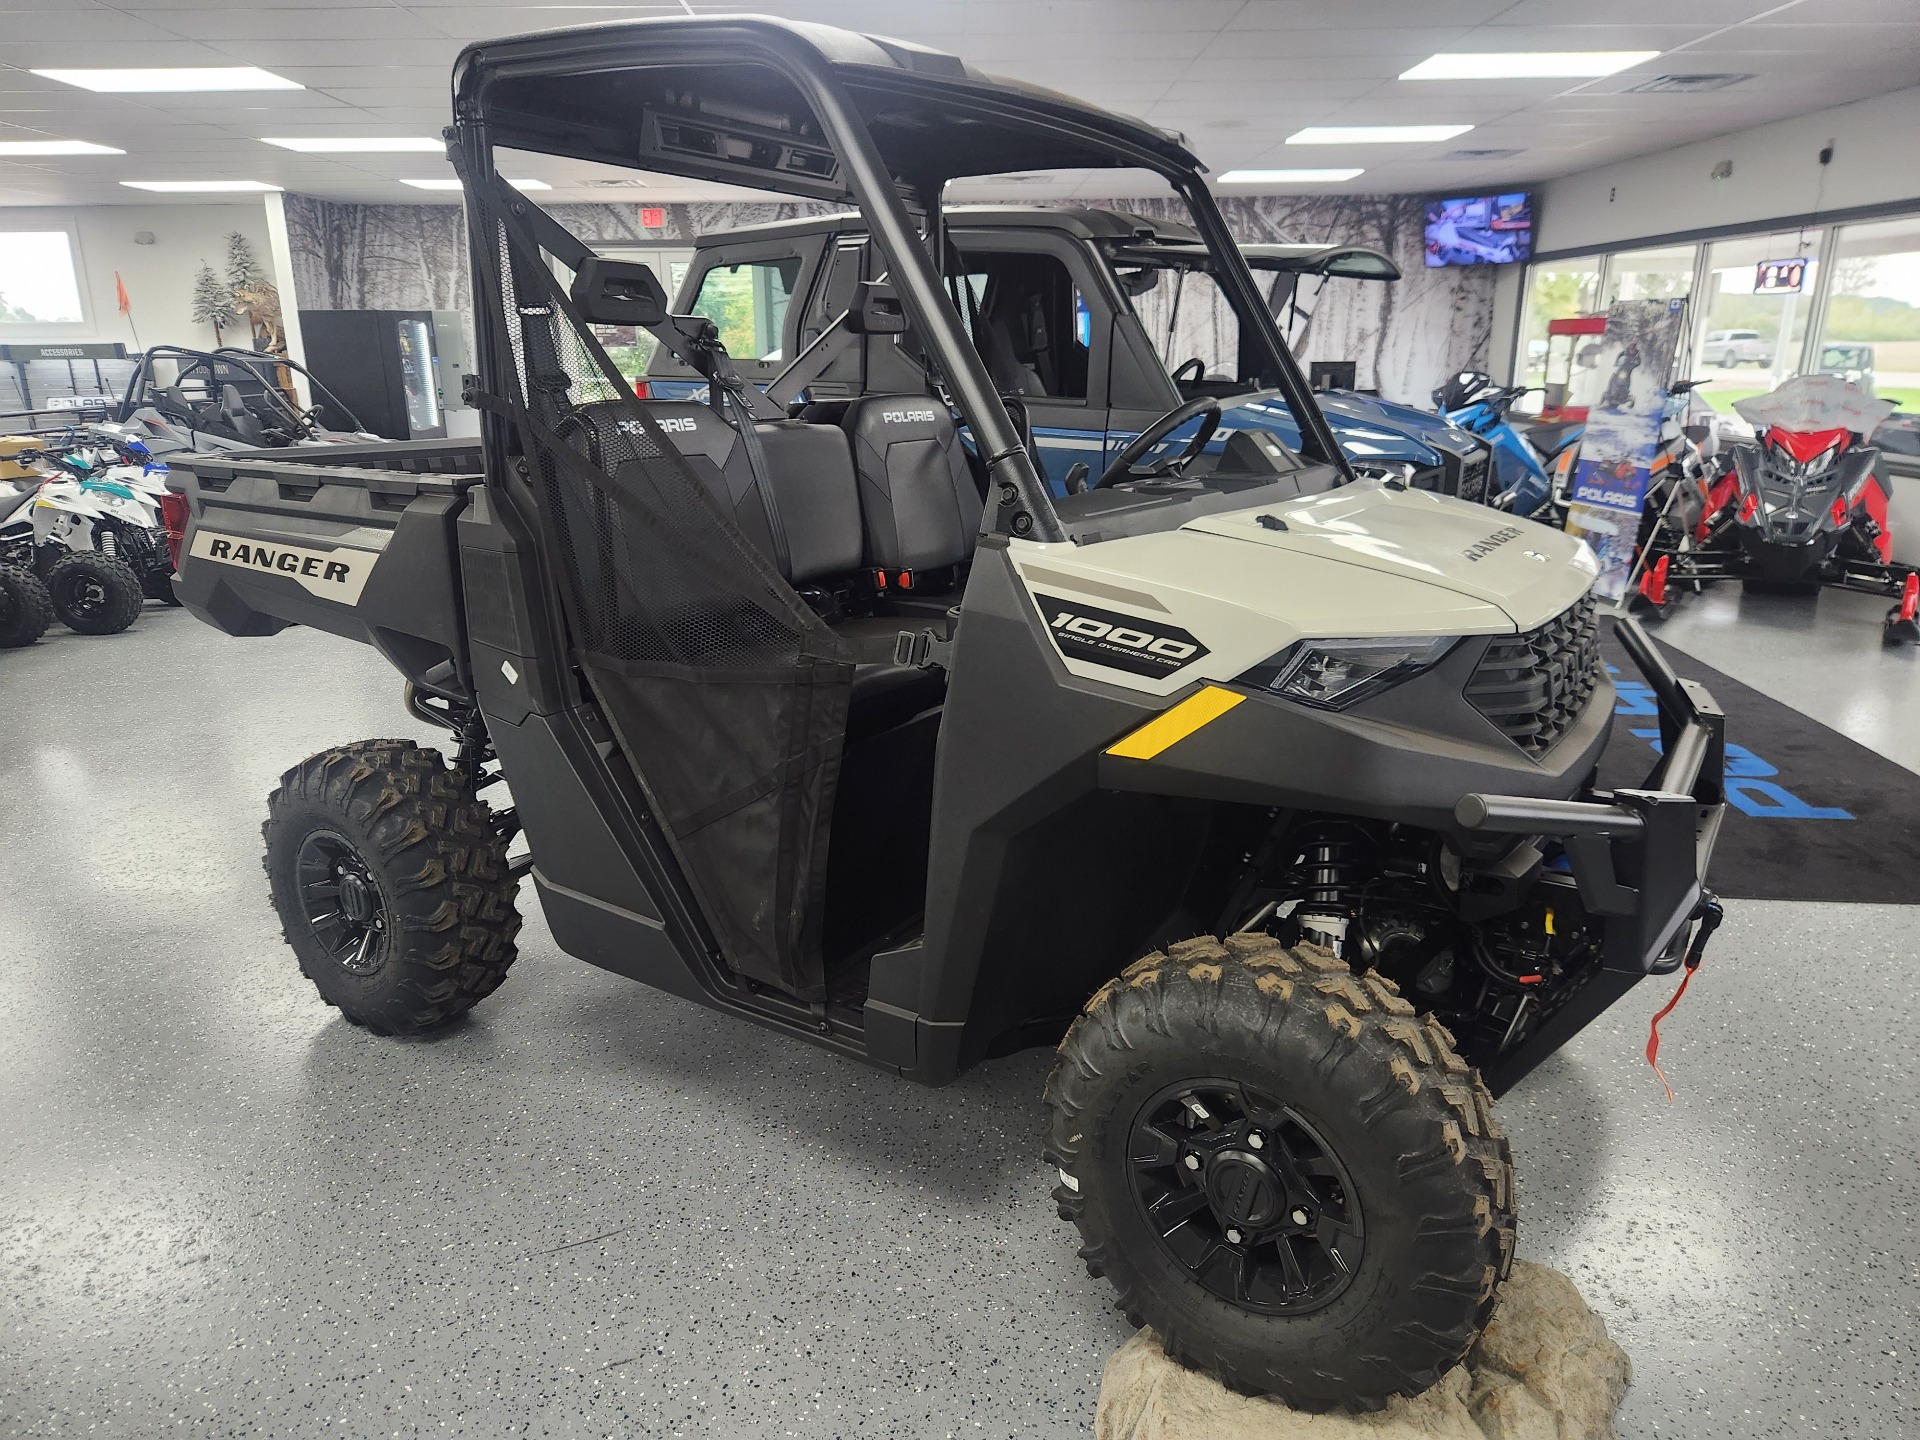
[1400,52,1660,81]
[1286,125,1473,145]
[401,177,549,192]
[0,140,125,157]
[1218,168,1364,183]
[34,67,303,94]
[120,180,284,193]
[263,137,442,153]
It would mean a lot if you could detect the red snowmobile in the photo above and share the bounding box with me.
[1638,375,1919,644]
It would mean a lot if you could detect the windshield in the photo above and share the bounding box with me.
[1124,265,1243,389]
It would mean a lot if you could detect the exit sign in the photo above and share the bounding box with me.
[640,207,665,229]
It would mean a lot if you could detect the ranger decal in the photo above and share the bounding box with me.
[1462,526,1523,562]
[1035,593,1208,677]
[189,530,382,605]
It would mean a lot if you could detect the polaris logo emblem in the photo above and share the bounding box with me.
[882,408,938,424]
[1035,593,1208,677]
[656,416,698,433]
[189,530,381,605]
[1463,526,1523,562]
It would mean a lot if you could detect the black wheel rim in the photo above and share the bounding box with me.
[294,830,389,976]
[60,573,110,619]
[1128,1079,1364,1315]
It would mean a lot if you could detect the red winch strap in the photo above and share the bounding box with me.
[1646,961,1698,1104]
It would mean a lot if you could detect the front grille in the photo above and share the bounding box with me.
[1465,592,1601,757]
[1454,445,1491,505]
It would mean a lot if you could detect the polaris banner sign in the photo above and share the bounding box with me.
[1562,297,1689,601]
[189,529,382,605]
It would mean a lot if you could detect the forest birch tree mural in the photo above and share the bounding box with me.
[282,192,1493,406]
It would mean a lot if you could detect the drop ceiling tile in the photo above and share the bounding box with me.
[153,9,448,41]
[1230,0,1517,29]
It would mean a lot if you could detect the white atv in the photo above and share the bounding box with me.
[0,442,168,634]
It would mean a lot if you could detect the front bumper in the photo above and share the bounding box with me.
[1461,617,1725,1095]
[1457,616,1725,977]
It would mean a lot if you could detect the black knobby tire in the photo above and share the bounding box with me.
[47,551,143,634]
[264,739,522,1035]
[1044,934,1515,1412]
[0,563,53,648]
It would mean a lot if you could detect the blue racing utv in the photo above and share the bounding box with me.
[640,207,1493,503]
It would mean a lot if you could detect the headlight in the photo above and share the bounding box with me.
[1240,635,1457,710]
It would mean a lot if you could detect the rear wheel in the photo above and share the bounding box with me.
[1045,934,1514,1411]
[264,739,521,1035]
[0,563,52,647]
[47,552,143,634]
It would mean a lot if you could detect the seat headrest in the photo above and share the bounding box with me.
[846,281,907,336]
[571,257,669,327]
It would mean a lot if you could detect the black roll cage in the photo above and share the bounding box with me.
[449,15,1351,542]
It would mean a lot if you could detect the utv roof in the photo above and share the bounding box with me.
[687,206,1403,280]
[453,15,1206,201]
[685,207,1190,249]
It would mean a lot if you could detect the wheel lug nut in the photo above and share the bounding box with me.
[1247,1132,1264,1150]
[1226,1228,1243,1245]
[1291,1207,1310,1227]
[1183,1154,1201,1172]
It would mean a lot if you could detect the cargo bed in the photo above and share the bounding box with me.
[168,441,485,697]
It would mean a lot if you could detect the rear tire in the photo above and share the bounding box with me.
[264,739,521,1035]
[47,551,142,634]
[0,563,53,648]
[1045,934,1515,1411]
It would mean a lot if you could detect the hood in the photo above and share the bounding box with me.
[1320,392,1483,461]
[1210,392,1455,467]
[1183,480,1596,630]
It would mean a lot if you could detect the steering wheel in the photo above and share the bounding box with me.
[1094,396,1222,489]
[1170,357,1207,386]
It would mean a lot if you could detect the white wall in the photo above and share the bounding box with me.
[1537,85,1920,257]
[0,202,273,351]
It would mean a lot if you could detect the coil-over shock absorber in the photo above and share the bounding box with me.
[1292,822,1371,954]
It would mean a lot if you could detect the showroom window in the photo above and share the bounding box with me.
[0,228,86,327]
[688,254,803,361]
[1601,243,1696,309]
[1690,229,1821,407]
[1515,256,1602,407]
[1817,216,1920,412]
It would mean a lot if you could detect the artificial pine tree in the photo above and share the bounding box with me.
[190,262,230,343]
[224,232,264,292]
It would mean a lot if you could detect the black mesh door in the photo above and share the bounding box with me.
[477,197,852,999]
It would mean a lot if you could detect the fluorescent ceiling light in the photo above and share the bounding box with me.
[1401,51,1660,80]
[120,180,283,193]
[0,140,125,157]
[1219,168,1364,183]
[34,67,303,94]
[263,136,442,153]
[401,177,549,191]
[1287,124,1473,145]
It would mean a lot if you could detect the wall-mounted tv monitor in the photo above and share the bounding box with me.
[1424,193,1532,267]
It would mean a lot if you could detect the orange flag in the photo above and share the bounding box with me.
[115,271,131,316]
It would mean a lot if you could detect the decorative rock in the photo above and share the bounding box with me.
[1094,1261,1631,1440]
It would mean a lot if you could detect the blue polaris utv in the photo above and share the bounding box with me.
[641,207,1493,503]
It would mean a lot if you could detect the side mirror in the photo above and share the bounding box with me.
[1063,461,1089,494]
[571,257,668,327]
[845,281,907,336]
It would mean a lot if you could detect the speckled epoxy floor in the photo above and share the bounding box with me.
[2,606,1916,1439]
